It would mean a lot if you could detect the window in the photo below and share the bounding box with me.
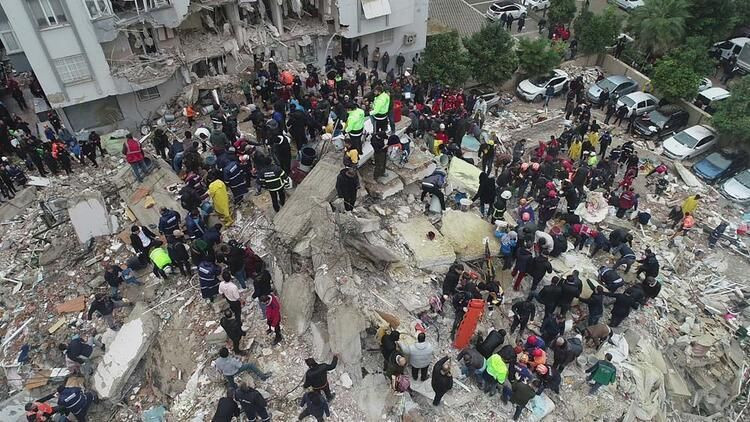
[375,29,393,45]
[27,0,68,28]
[84,0,112,19]
[136,87,160,101]
[54,55,91,85]
[361,0,391,20]
[0,30,21,54]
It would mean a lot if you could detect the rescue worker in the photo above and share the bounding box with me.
[371,85,390,133]
[167,230,192,276]
[122,133,148,182]
[55,385,96,422]
[208,173,234,226]
[223,159,249,204]
[198,258,221,302]
[158,207,180,240]
[420,166,447,211]
[148,240,173,279]
[258,157,287,212]
[345,103,366,153]
[492,190,512,223]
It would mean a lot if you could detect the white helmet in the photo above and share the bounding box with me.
[500,190,512,200]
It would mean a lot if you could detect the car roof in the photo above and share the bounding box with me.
[653,104,685,115]
[700,87,731,100]
[605,75,633,84]
[492,1,515,6]
[553,69,569,78]
[729,37,750,44]
[622,91,657,102]
[684,125,717,138]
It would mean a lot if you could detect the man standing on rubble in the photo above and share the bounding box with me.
[372,128,388,180]
[258,155,287,213]
[262,294,283,345]
[158,207,181,241]
[550,335,583,373]
[336,167,360,211]
[371,86,390,133]
[58,334,103,376]
[586,353,617,394]
[87,292,131,330]
[122,133,149,183]
[199,257,221,303]
[219,270,243,321]
[214,347,271,389]
[399,332,434,382]
[345,103,366,153]
[221,309,246,354]
[303,354,339,401]
[208,172,234,226]
[510,294,536,336]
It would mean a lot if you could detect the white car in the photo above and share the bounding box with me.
[516,69,569,102]
[694,87,731,115]
[520,0,550,11]
[486,1,527,21]
[721,169,750,204]
[662,125,718,160]
[616,91,659,117]
[610,0,645,11]
[710,37,750,60]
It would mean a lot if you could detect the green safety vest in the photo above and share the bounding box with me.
[346,108,365,133]
[486,354,508,383]
[371,92,390,116]
[150,247,172,269]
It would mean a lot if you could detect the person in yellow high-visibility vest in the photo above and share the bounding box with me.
[345,103,366,153]
[148,240,173,279]
[208,174,233,226]
[370,86,390,133]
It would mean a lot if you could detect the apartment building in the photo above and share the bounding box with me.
[0,1,427,134]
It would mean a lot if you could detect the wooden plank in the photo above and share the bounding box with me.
[48,317,67,334]
[25,370,51,390]
[55,296,86,314]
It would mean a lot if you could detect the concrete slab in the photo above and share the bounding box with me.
[395,217,456,270]
[361,167,404,199]
[115,160,182,229]
[310,202,351,305]
[354,374,391,422]
[387,148,437,186]
[441,209,496,261]
[446,157,481,197]
[280,273,316,335]
[0,187,36,222]
[273,153,341,244]
[0,390,33,422]
[68,193,120,243]
[310,321,333,363]
[92,302,160,400]
[409,378,474,408]
[327,305,365,375]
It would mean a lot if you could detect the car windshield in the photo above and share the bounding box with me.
[531,75,553,87]
[646,111,668,127]
[597,78,619,91]
[696,94,711,105]
[705,153,732,170]
[735,171,750,189]
[672,131,699,148]
[620,96,636,107]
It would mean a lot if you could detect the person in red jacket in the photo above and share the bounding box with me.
[121,134,149,182]
[262,295,282,345]
[616,187,637,218]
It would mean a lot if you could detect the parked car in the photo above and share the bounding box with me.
[516,69,569,102]
[632,105,689,140]
[616,91,659,117]
[486,1,527,21]
[521,0,550,11]
[586,75,639,105]
[609,0,645,11]
[710,37,750,60]
[694,87,731,114]
[692,150,748,184]
[662,125,718,160]
[721,169,750,204]
[468,86,504,114]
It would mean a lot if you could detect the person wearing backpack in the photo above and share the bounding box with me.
[586,353,617,394]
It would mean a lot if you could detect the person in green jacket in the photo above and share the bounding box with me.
[371,86,390,133]
[345,103,366,153]
[481,354,508,396]
[586,353,617,394]
[149,240,173,279]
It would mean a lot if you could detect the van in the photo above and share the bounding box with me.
[694,88,731,114]
[710,37,750,60]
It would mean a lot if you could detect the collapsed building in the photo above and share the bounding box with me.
[0,0,427,133]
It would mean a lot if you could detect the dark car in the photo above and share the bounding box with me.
[632,105,689,140]
[692,150,748,184]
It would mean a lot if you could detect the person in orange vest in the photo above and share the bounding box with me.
[185,104,197,127]
[122,133,149,182]
[51,140,73,175]
[25,394,57,421]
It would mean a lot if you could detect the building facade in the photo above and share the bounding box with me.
[0,0,427,134]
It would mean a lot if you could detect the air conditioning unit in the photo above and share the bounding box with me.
[403,32,417,46]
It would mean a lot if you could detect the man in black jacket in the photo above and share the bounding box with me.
[580,285,605,326]
[441,263,464,303]
[87,293,131,330]
[510,295,536,336]
[234,383,270,421]
[221,309,246,354]
[528,252,553,291]
[431,356,453,406]
[251,268,273,317]
[605,291,639,327]
[58,335,103,375]
[303,355,339,401]
[130,225,157,262]
[211,390,240,422]
[336,168,359,211]
[536,276,562,318]
[558,272,582,315]
[167,230,192,276]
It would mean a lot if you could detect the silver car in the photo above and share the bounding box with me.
[586,75,639,105]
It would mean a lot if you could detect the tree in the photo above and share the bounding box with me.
[685,0,737,43]
[626,0,691,58]
[517,38,563,77]
[650,59,700,101]
[463,24,518,86]
[416,31,470,87]
[665,36,716,77]
[712,76,750,147]
[548,0,577,27]
[573,7,624,56]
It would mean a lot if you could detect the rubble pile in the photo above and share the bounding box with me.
[560,63,602,85]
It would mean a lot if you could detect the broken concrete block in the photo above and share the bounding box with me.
[354,374,391,422]
[88,275,105,288]
[327,305,365,373]
[206,325,228,345]
[344,238,401,265]
[280,273,315,335]
[355,217,381,233]
[340,372,353,389]
[361,168,404,199]
[395,217,456,270]
[92,302,160,400]
[409,378,474,408]
[310,202,351,305]
[0,187,36,222]
[273,154,341,244]
[388,148,437,186]
[310,321,332,363]
[446,157,481,197]
[441,209,496,261]
[115,160,183,228]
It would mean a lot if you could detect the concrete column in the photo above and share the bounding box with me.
[270,0,283,35]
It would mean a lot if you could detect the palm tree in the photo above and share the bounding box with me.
[627,0,691,59]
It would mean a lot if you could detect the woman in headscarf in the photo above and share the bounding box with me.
[500,231,518,270]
